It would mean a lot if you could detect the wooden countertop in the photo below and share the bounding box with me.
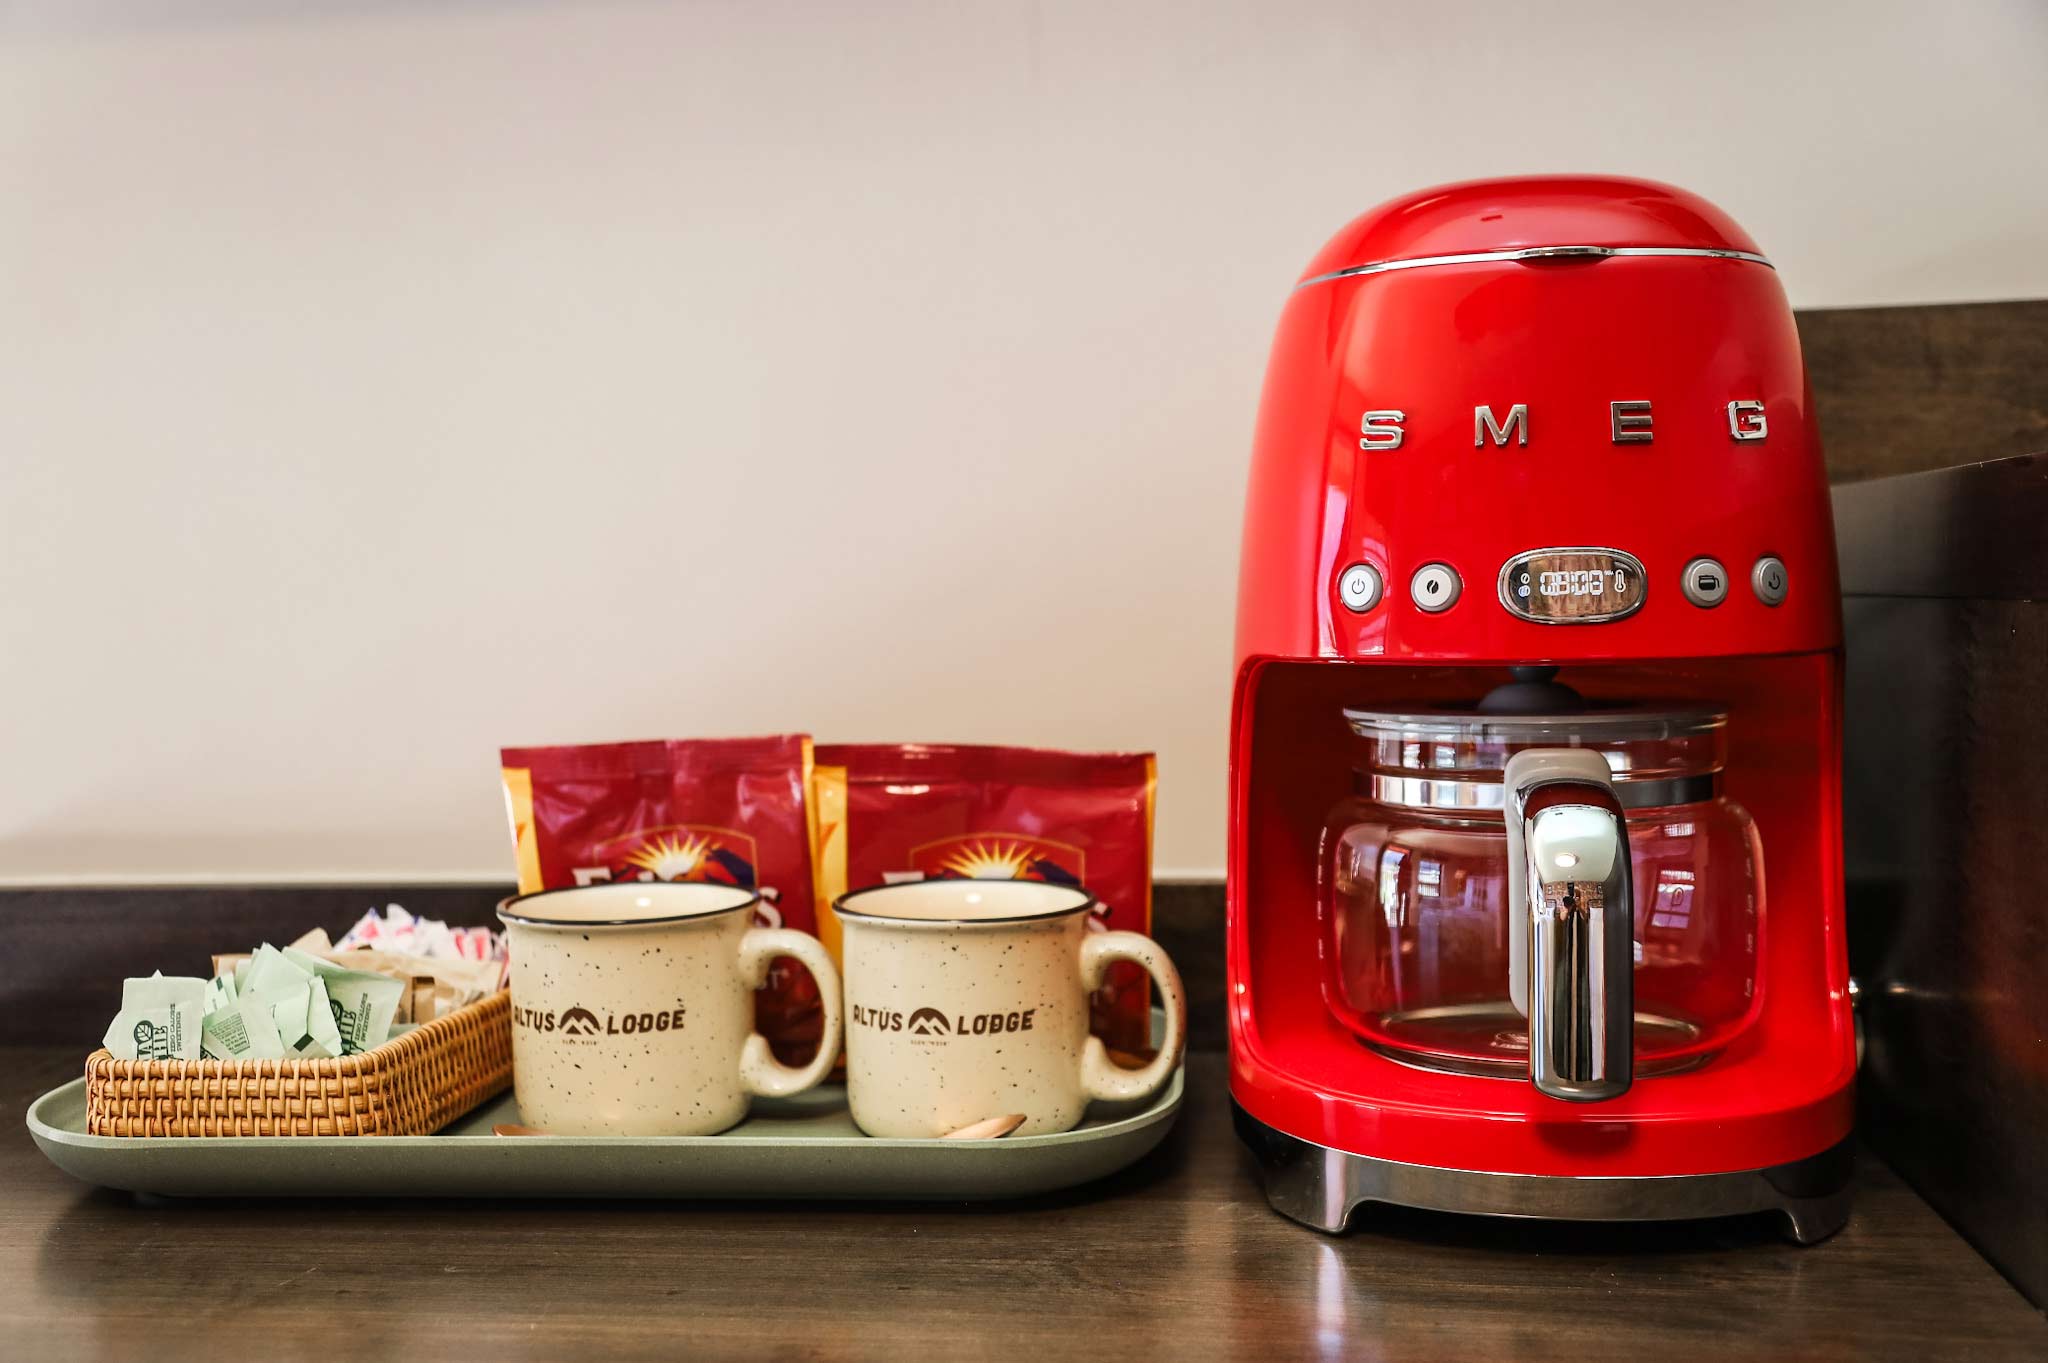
[5,1046,2042,1361]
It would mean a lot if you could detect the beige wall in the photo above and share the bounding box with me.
[5,1,2046,882]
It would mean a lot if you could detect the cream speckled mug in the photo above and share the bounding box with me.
[497,882,842,1136]
[835,880,1186,1138]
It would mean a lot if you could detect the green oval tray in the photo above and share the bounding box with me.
[26,1019,1181,1202]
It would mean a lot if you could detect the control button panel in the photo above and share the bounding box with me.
[1681,557,1729,608]
[1752,555,1789,606]
[1497,547,1647,624]
[1410,563,1461,613]
[1338,562,1383,613]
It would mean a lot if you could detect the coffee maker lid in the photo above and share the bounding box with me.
[1344,666,1723,745]
[1342,703,1725,746]
[1342,699,1727,809]
[1295,175,1769,289]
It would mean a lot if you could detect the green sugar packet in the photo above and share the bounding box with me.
[283,947,401,1055]
[103,1003,202,1061]
[200,996,285,1061]
[241,946,316,1051]
[252,982,339,1058]
[203,972,238,1014]
[303,977,345,1058]
[255,980,316,1054]
[102,973,206,1061]
[240,946,351,1058]
[243,944,312,997]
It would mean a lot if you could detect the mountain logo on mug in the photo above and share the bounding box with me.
[907,1007,952,1036]
[559,1007,602,1036]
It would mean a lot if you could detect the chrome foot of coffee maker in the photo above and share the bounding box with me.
[1233,1104,1853,1244]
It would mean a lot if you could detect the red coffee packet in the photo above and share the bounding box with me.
[499,736,827,1066]
[814,744,1157,1054]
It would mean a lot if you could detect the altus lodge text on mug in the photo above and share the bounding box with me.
[849,1003,1039,1038]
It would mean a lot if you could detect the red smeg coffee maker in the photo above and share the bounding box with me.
[1227,176,1856,1240]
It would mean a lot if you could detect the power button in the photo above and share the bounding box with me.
[1338,563,1383,613]
[1752,556,1789,606]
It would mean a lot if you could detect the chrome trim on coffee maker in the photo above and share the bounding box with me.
[1232,1103,1854,1244]
[1294,244,1775,291]
[1369,771,1717,814]
[1504,749,1635,1102]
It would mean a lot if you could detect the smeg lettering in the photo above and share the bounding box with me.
[1359,409,1406,450]
[1474,403,1528,448]
[1359,400,1768,450]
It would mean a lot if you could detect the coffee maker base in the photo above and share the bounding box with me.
[1232,1103,1853,1244]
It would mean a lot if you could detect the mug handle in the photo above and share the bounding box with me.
[1077,931,1187,1103]
[734,929,844,1098]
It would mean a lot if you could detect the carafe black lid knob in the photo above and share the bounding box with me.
[1477,666,1587,715]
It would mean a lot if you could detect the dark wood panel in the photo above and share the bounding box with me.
[0,882,1230,1050]
[1154,881,1225,1052]
[0,883,509,1047]
[4,1046,2042,1361]
[1833,454,2047,600]
[1798,299,2048,483]
[1840,459,2048,1309]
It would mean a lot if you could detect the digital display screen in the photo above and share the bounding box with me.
[1501,548,1647,624]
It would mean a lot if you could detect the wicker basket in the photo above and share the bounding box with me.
[85,990,512,1137]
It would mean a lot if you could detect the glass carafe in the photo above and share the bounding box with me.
[1320,698,1762,1090]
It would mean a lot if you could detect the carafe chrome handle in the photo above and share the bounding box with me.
[1504,749,1633,1102]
